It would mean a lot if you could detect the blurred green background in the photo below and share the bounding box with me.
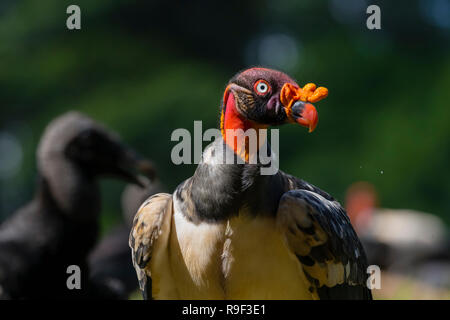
[0,0,449,235]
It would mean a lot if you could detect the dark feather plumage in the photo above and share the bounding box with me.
[0,112,154,299]
[172,138,372,299]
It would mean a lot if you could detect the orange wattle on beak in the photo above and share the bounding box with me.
[280,82,328,133]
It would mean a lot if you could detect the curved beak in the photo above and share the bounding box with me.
[290,101,318,133]
[95,136,156,188]
[280,82,328,133]
[115,150,156,187]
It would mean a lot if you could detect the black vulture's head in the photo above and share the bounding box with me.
[37,112,155,187]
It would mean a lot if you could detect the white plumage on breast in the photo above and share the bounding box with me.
[222,214,313,299]
[150,197,313,299]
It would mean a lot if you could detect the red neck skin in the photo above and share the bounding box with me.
[223,93,252,131]
[220,92,267,162]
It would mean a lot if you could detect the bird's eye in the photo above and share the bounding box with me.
[254,80,271,96]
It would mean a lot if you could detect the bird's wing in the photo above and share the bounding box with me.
[277,189,372,300]
[129,193,172,299]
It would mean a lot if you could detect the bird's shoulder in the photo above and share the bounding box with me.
[129,192,173,299]
[277,171,335,201]
[129,193,173,269]
[276,172,372,299]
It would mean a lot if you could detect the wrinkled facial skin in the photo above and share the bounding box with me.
[227,67,299,126]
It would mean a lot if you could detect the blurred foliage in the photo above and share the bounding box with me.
[0,0,449,231]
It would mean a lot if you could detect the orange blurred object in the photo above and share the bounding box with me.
[345,181,378,233]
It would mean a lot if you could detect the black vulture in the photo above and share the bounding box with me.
[0,111,155,299]
[88,182,165,299]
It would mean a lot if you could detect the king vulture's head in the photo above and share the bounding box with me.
[220,67,328,136]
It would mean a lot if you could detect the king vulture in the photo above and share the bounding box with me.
[130,68,372,300]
